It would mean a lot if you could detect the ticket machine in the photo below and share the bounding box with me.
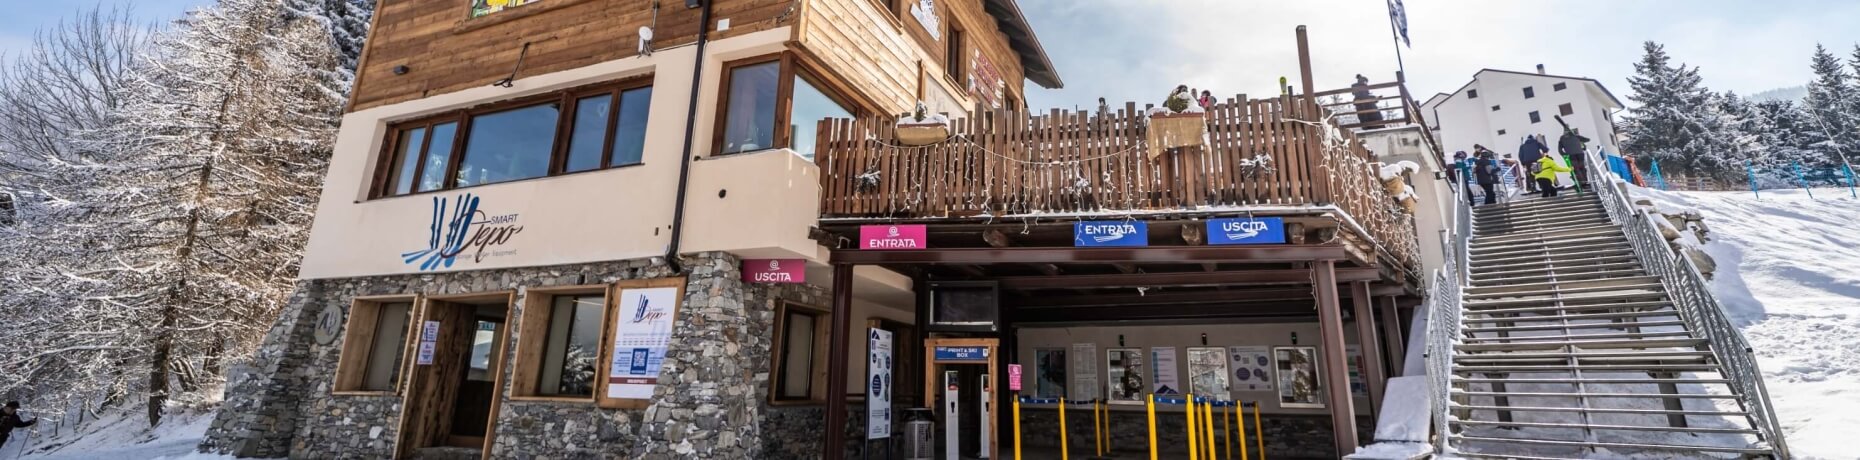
[927,339,998,460]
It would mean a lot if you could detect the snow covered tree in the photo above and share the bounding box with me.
[1803,44,1857,164]
[1623,41,1716,174]
[282,0,374,102]
[1753,99,1825,169]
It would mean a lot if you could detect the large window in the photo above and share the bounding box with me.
[514,290,610,400]
[771,302,829,403]
[374,80,652,198]
[715,55,861,161]
[335,300,414,393]
[946,25,966,82]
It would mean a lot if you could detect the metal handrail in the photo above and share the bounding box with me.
[1579,146,1791,457]
[1426,176,1470,452]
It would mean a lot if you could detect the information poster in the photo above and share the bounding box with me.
[606,286,680,399]
[1228,346,1274,392]
[1274,346,1325,408]
[867,328,893,440]
[1347,345,1368,397]
[1034,348,1067,399]
[1106,348,1146,404]
[1070,343,1097,400]
[1150,347,1180,395]
[1186,347,1230,397]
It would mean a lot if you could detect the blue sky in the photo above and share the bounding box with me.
[6,1,1860,111]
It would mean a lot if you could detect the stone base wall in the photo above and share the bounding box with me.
[1017,408,1373,459]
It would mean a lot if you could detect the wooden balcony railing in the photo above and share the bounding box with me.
[815,94,1421,271]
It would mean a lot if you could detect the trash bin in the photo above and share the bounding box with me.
[903,408,936,460]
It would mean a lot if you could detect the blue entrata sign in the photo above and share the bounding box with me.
[1207,217,1286,245]
[1074,221,1148,247]
[935,346,990,361]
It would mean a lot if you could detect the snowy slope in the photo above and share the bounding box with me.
[1635,187,1860,459]
[7,402,245,460]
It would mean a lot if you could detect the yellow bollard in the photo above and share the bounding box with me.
[1235,402,1249,460]
[1204,403,1215,460]
[1060,400,1070,460]
[1013,395,1023,460]
[1253,403,1265,460]
[1102,402,1114,455]
[1223,405,1232,460]
[1094,401,1104,457]
[1146,395,1159,460]
[1185,395,1198,460]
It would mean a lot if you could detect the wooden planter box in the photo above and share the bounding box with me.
[1146,111,1207,160]
[896,121,951,146]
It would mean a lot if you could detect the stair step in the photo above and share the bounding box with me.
[1462,309,1679,323]
[1465,291,1670,309]
[1463,320,1686,334]
[1464,283,1667,301]
[1466,275,1661,294]
[1471,248,1637,267]
[1455,337,1707,352]
[1471,238,1628,257]
[1453,363,1722,373]
[1472,225,1619,245]
[1471,255,1642,274]
[1451,391,1738,400]
[1475,220,1616,236]
[1468,268,1649,286]
[1453,350,1712,361]
[1463,301,1674,317]
[1460,331,1693,343]
[1451,435,1772,455]
[1468,241,1630,260]
[1453,376,1731,385]
[1475,213,1613,228]
[1472,196,1601,214]
[1475,203,1606,220]
[1448,453,1589,460]
[1452,404,1746,417]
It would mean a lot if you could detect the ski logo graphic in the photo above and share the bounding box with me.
[1074,221,1149,247]
[401,193,525,271]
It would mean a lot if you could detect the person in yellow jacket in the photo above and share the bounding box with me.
[1532,155,1573,198]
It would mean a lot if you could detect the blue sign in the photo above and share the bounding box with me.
[1207,217,1286,245]
[934,346,989,361]
[1074,221,1148,247]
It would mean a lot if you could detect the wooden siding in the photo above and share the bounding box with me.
[795,0,1028,115]
[352,0,794,112]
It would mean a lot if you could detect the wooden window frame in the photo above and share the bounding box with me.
[711,53,868,158]
[510,285,611,403]
[370,76,653,199]
[768,301,831,405]
[333,295,420,395]
[944,22,966,84]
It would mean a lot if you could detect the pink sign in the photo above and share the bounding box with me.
[743,259,806,283]
[859,225,927,250]
[1008,364,1023,391]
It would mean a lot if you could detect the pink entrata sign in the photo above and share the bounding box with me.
[743,259,806,284]
[859,225,928,250]
[1008,364,1023,391]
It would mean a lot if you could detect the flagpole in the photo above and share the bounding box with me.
[1385,0,1407,75]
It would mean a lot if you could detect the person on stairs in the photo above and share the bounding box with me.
[1558,127,1591,189]
[1517,134,1549,192]
[0,401,37,448]
[1533,153,1572,198]
[1474,149,1501,205]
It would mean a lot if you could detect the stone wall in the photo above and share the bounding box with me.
[1016,408,1374,459]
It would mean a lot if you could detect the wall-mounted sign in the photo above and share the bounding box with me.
[1074,221,1148,247]
[934,346,989,362]
[400,193,525,271]
[969,49,1006,109]
[910,0,940,40]
[1007,364,1022,392]
[1228,346,1274,392]
[415,341,436,366]
[1274,346,1325,408]
[1207,217,1286,245]
[1186,347,1231,397]
[860,224,927,250]
[606,284,681,399]
[743,259,805,283]
[1106,348,1146,405]
[1150,347,1180,395]
[1070,343,1098,400]
[313,304,343,346]
[868,328,894,440]
[422,320,441,341]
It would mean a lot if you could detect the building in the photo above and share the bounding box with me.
[1421,67,1625,160]
[199,4,1432,459]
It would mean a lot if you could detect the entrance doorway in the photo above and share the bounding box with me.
[925,338,999,460]
[395,294,512,459]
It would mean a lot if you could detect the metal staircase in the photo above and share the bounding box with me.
[1426,155,1789,459]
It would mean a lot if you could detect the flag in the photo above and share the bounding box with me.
[1389,0,1410,47]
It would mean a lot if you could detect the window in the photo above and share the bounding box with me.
[513,293,607,398]
[1529,111,1542,124]
[1523,87,1536,99]
[1559,103,1575,116]
[373,79,653,198]
[335,300,414,393]
[1497,129,1508,136]
[1553,82,1568,92]
[1467,89,1479,99]
[946,25,966,82]
[472,0,542,18]
[771,302,829,403]
[1491,105,1501,112]
[715,55,863,161]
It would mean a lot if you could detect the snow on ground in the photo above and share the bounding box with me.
[6,401,245,460]
[1634,187,1860,459]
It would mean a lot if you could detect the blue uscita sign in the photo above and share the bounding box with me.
[1207,217,1286,245]
[1074,221,1148,247]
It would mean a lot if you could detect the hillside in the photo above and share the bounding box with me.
[1634,187,1860,459]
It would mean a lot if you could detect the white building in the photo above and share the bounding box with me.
[1421,67,1624,160]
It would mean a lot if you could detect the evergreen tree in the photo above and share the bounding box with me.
[1753,99,1824,169]
[283,0,374,106]
[1803,44,1856,163]
[1623,41,1716,175]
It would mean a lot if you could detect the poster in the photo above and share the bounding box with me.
[1034,348,1067,399]
[1347,345,1368,397]
[1105,348,1146,405]
[1186,347,1230,397]
[867,328,893,440]
[606,286,680,399]
[1274,346,1324,408]
[1228,346,1274,392]
[1070,343,1097,400]
[1150,347,1180,395]
[415,341,436,366]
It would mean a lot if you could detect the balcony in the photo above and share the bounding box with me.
[814,93,1424,275]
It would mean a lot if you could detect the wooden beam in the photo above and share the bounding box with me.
[1379,296,1407,377]
[1311,260,1360,453]
[830,245,1350,265]
[1009,301,1318,323]
[983,229,1012,248]
[994,268,1380,290]
[822,265,855,460]
[1351,281,1388,422]
[1010,288,1317,309]
[1182,223,1206,246]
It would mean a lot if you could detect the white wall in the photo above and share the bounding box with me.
[1429,71,1620,160]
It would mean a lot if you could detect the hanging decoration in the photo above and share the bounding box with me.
[894,101,951,146]
[1145,85,1207,160]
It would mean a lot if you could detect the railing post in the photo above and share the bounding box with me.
[1295,26,1332,205]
